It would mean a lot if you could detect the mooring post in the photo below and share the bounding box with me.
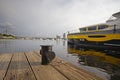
[40,45,55,65]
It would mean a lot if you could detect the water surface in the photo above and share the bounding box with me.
[0,39,120,80]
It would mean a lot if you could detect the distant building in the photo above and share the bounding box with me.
[63,33,66,40]
[56,35,60,40]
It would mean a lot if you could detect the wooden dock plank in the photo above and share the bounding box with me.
[67,62,104,80]
[0,51,105,80]
[4,53,36,80]
[33,52,105,80]
[0,53,12,80]
[25,52,68,80]
[51,58,104,80]
[35,52,105,80]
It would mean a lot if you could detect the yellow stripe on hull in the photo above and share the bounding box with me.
[68,34,120,42]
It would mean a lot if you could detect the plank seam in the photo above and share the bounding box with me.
[34,51,71,80]
[24,52,38,80]
[3,54,14,80]
[66,63,103,80]
[50,64,71,80]
[34,51,41,57]
[34,51,97,80]
[64,63,96,80]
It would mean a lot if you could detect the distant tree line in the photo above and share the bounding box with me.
[0,33,16,39]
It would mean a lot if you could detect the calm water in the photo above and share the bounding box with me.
[0,39,120,80]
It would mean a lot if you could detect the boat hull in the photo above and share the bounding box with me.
[67,30,120,51]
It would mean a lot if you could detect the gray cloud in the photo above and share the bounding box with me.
[0,21,15,34]
[0,22,15,30]
[0,0,120,37]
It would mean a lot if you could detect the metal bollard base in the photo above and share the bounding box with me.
[40,45,55,65]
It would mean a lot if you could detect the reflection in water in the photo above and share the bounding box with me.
[63,40,66,46]
[0,40,9,48]
[67,44,120,80]
[0,39,45,53]
[0,40,13,53]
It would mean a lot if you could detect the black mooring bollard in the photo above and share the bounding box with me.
[40,45,55,65]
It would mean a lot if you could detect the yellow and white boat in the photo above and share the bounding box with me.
[67,12,120,50]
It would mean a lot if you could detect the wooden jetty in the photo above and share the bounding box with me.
[0,51,105,80]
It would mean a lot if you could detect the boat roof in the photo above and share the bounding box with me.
[112,12,120,18]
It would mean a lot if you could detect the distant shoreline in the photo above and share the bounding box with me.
[0,33,16,39]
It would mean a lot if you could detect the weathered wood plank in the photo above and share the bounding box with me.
[0,53,12,80]
[25,52,68,80]
[4,53,36,80]
[34,52,105,80]
[67,62,105,80]
[50,58,105,80]
[0,51,105,80]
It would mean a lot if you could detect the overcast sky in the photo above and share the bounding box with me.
[0,0,120,37]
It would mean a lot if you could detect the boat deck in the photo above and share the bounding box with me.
[0,51,105,80]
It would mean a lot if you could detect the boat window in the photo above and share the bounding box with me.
[79,28,86,32]
[98,25,108,30]
[88,26,96,31]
